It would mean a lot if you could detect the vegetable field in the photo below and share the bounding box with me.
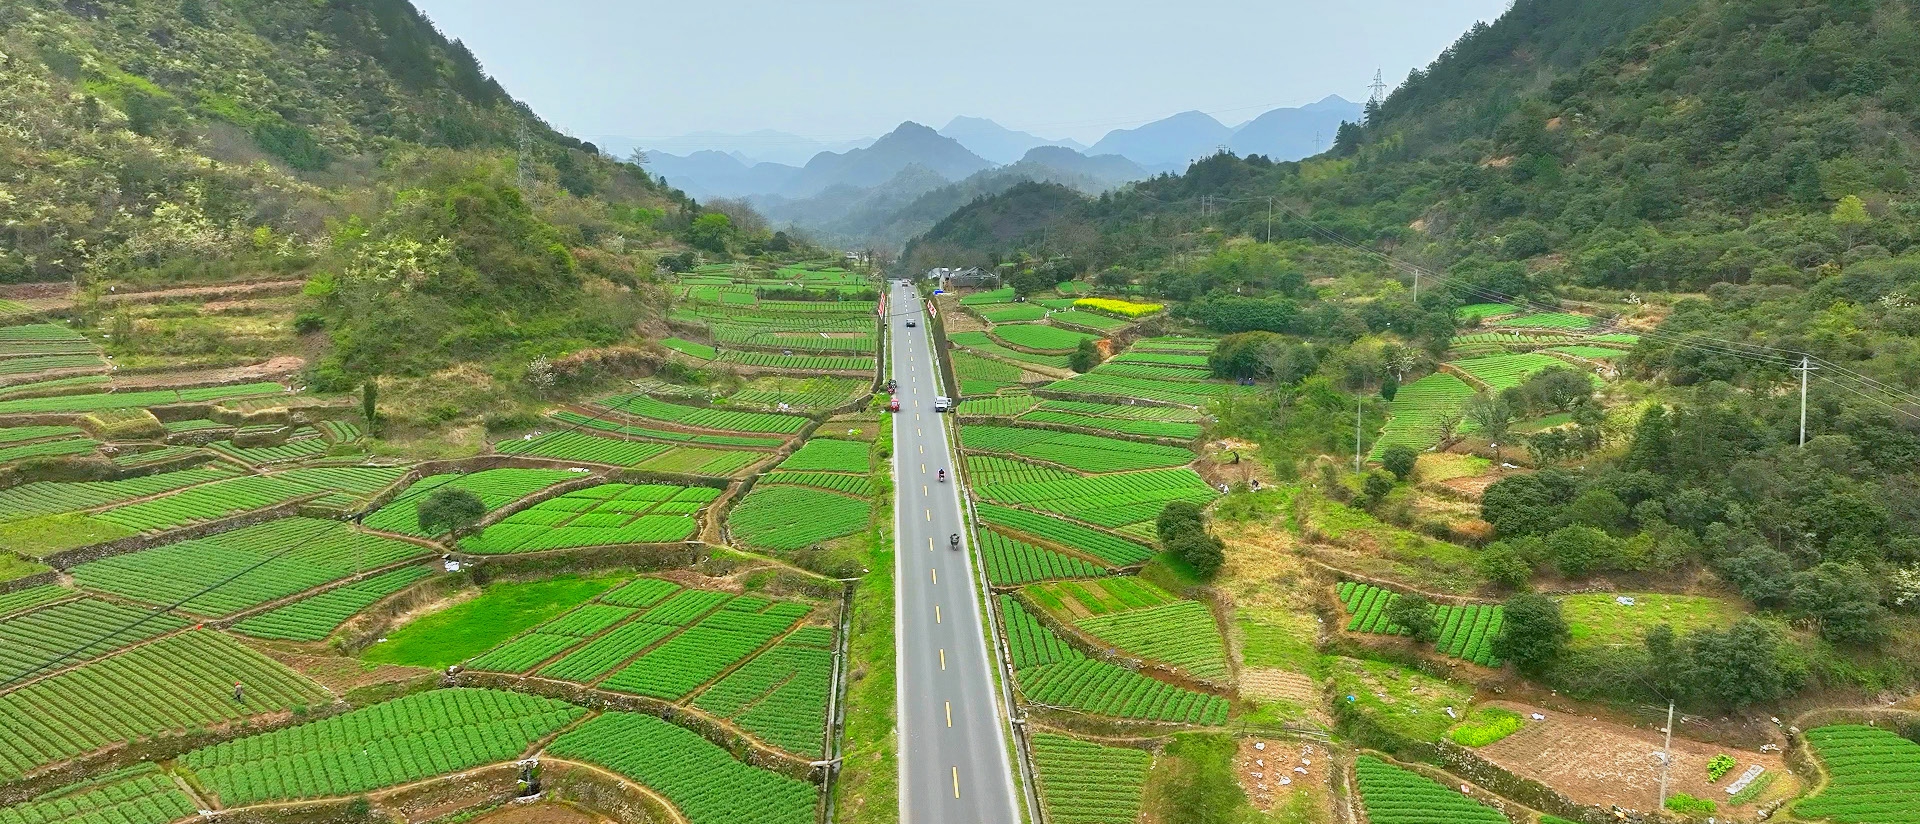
[760,471,875,497]
[1337,583,1505,666]
[1489,312,1592,329]
[692,630,834,756]
[546,712,818,824]
[1794,725,1920,824]
[0,382,286,415]
[1449,353,1577,391]
[0,763,195,824]
[1002,597,1228,724]
[1043,372,1237,406]
[1030,734,1152,824]
[0,597,187,682]
[498,430,671,465]
[600,602,806,700]
[1355,755,1506,824]
[977,503,1155,566]
[1073,600,1230,680]
[0,631,330,781]
[1371,372,1475,457]
[990,323,1097,353]
[600,394,808,434]
[551,410,786,448]
[947,331,1072,369]
[0,466,241,523]
[1073,298,1163,318]
[1016,409,1201,440]
[232,565,434,641]
[980,529,1108,585]
[955,393,1041,417]
[459,483,717,554]
[633,446,765,476]
[777,437,869,472]
[978,468,1215,530]
[182,689,583,806]
[965,454,1078,486]
[961,425,1195,472]
[952,350,1024,395]
[363,468,577,536]
[727,484,870,551]
[72,518,430,616]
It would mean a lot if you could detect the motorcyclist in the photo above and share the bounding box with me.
[937,469,946,482]
[950,533,960,550]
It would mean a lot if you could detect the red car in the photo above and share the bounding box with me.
[888,397,900,412]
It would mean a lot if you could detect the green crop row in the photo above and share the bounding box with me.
[977,503,1154,566]
[776,437,869,472]
[991,323,1097,353]
[1016,410,1201,440]
[0,597,187,683]
[1030,734,1152,824]
[550,411,785,448]
[1371,371,1477,458]
[546,712,817,824]
[0,354,104,376]
[726,484,869,551]
[1088,363,1213,382]
[1074,600,1230,680]
[0,465,244,522]
[978,468,1215,530]
[974,302,1047,323]
[498,430,672,465]
[363,468,578,537]
[601,606,803,700]
[965,455,1079,487]
[1449,352,1578,391]
[0,436,98,464]
[952,350,1024,395]
[0,762,196,824]
[718,350,876,371]
[692,638,833,756]
[961,424,1195,472]
[0,585,68,619]
[1794,725,1920,824]
[1433,603,1505,666]
[1042,372,1238,406]
[1488,312,1592,329]
[954,393,1041,417]
[760,471,875,497]
[947,331,1073,369]
[0,631,329,781]
[232,566,434,641]
[1036,399,1203,422]
[0,382,286,415]
[1338,582,1409,635]
[600,394,808,434]
[72,517,430,617]
[1355,756,1506,824]
[459,483,716,554]
[634,446,765,476]
[209,435,331,465]
[181,688,583,806]
[980,529,1107,586]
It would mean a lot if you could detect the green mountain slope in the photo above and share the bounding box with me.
[1,0,701,387]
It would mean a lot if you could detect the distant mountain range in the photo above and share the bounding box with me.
[618,96,1362,246]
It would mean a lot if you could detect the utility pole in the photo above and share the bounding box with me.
[1658,701,1676,809]
[1795,355,1817,447]
[1266,198,1273,243]
[1412,268,1420,302]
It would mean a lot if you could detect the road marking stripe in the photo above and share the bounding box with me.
[935,605,941,623]
[939,649,946,669]
[925,508,931,521]
[946,701,952,727]
[931,568,937,583]
[953,766,960,798]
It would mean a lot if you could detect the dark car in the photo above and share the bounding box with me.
[905,319,917,327]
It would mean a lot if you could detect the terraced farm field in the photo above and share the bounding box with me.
[977,503,1155,565]
[1074,599,1229,679]
[952,350,1025,394]
[1488,312,1592,330]
[979,529,1109,585]
[948,331,1073,370]
[960,425,1195,472]
[71,517,431,616]
[181,688,583,806]
[1043,371,1239,406]
[776,437,869,471]
[599,394,808,434]
[977,468,1215,530]
[362,468,578,536]
[692,628,835,756]
[1001,597,1227,724]
[0,597,188,681]
[0,631,330,781]
[1795,724,1920,824]
[1016,408,1201,440]
[232,565,435,641]
[498,429,672,465]
[600,600,808,700]
[547,712,818,824]
[1371,371,1475,457]
[1356,755,1506,824]
[458,483,718,553]
[1449,352,1579,391]
[727,484,870,550]
[1029,734,1153,824]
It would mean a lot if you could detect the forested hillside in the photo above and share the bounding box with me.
[0,0,740,391]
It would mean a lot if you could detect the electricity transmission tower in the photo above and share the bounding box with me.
[1367,69,1387,114]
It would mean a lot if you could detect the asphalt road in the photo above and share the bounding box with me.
[887,281,1021,824]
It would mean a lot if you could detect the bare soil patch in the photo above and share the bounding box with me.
[109,356,307,389]
[1235,738,1331,814]
[1474,700,1795,817]
[264,649,433,693]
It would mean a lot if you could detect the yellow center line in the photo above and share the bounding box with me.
[928,536,933,550]
[925,508,931,521]
[923,485,928,495]
[931,568,937,584]
[935,605,942,623]
[939,648,946,669]
[952,767,960,798]
[946,701,952,727]
[919,445,924,454]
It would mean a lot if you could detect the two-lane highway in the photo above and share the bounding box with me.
[887,280,1021,824]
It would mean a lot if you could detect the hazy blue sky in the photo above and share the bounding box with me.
[412,0,1513,144]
